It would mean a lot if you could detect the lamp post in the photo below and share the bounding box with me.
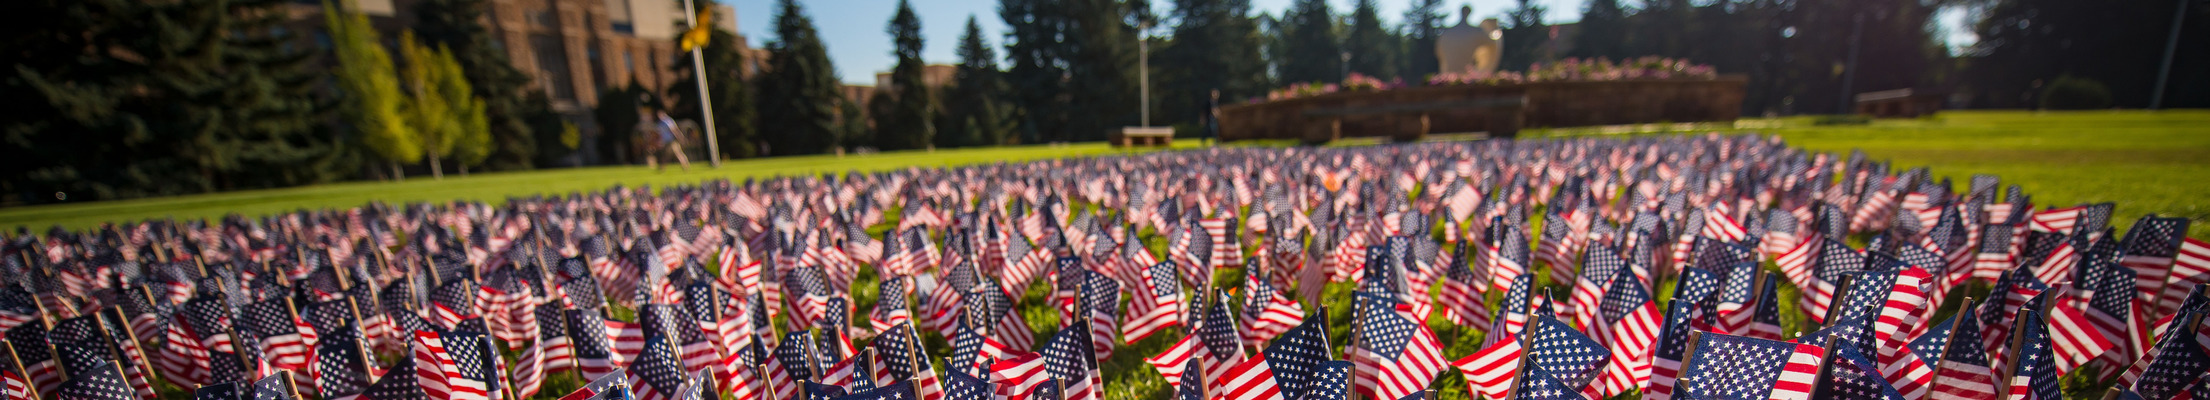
[2151,0,2188,109]
[1341,51,1351,81]
[681,0,721,167]
[1140,20,1151,127]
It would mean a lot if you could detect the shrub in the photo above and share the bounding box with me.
[2041,75,2113,110]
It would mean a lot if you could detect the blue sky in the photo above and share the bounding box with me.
[719,0,1977,85]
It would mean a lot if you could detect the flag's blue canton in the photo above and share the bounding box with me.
[1524,315,1610,388]
[837,379,916,400]
[2019,232,2068,268]
[2134,314,2210,399]
[945,358,994,400]
[1978,225,2015,255]
[1512,365,1587,400]
[1177,358,1204,400]
[2077,203,2115,241]
[300,299,353,333]
[1653,301,1702,362]
[825,297,851,336]
[1599,271,1651,327]
[1580,244,1626,292]
[948,320,987,376]
[1693,238,1753,274]
[240,299,294,339]
[2084,252,2137,321]
[1444,242,1476,283]
[196,382,243,400]
[1498,274,1532,318]
[213,340,267,385]
[1672,268,1719,312]
[1894,242,1943,272]
[1716,261,1757,308]
[568,308,616,359]
[1811,342,1902,400]
[363,353,430,400]
[1291,361,1352,400]
[1081,270,1119,319]
[1677,334,1797,400]
[1814,238,1865,284]
[581,365,634,398]
[684,283,723,324]
[1766,209,1797,235]
[1752,273,1782,328]
[1148,261,1181,299]
[2122,216,2188,258]
[1031,378,1064,400]
[453,318,490,336]
[641,304,701,346]
[313,323,369,397]
[807,382,850,400]
[847,350,877,392]
[1356,292,1420,358]
[780,331,821,382]
[447,332,500,393]
[1200,293,1245,360]
[1039,321,1095,392]
[1498,228,1531,269]
[1263,309,1332,398]
[430,280,476,315]
[1940,304,1991,369]
[969,282,1012,326]
[251,373,297,400]
[875,324,919,381]
[57,360,137,400]
[877,278,909,315]
[2009,310,2060,400]
[47,315,111,376]
[1829,270,1899,327]
[1361,243,1399,295]
[1798,310,1874,373]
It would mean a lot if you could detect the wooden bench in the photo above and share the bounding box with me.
[1113,126,1175,147]
[1300,95,1526,143]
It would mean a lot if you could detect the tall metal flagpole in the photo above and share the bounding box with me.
[683,0,723,168]
[1139,21,1150,127]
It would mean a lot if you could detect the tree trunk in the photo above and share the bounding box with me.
[459,164,469,177]
[427,149,444,180]
[389,161,405,181]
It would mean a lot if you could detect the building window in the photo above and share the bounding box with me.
[531,34,577,102]
[533,9,557,26]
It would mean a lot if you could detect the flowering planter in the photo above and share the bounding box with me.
[1221,76,1747,143]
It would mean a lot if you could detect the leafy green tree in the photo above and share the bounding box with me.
[325,0,419,181]
[756,0,843,155]
[668,0,758,159]
[880,0,936,150]
[412,0,539,170]
[398,31,486,179]
[1399,0,1447,79]
[939,16,1015,147]
[1279,0,1343,84]
[1343,0,1398,78]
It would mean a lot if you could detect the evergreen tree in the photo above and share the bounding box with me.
[413,0,539,170]
[1279,0,1343,84]
[756,0,843,155]
[1159,0,1270,126]
[880,0,936,150]
[528,91,580,166]
[1062,0,1140,141]
[592,82,646,165]
[839,97,872,150]
[1001,0,1071,143]
[668,0,758,159]
[214,0,352,188]
[1399,0,1447,79]
[325,0,419,181]
[1571,0,1630,60]
[939,16,1014,147]
[1499,0,1549,71]
[1343,0,1398,79]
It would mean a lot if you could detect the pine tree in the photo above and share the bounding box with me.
[880,0,936,150]
[413,0,539,170]
[1061,0,1140,141]
[939,16,1014,147]
[1159,0,1270,126]
[1344,0,1398,79]
[213,0,351,188]
[1571,0,1630,60]
[1499,0,1549,71]
[1001,0,1071,143]
[325,0,420,181]
[1399,0,1447,79]
[1280,0,1343,84]
[756,0,843,155]
[668,0,758,159]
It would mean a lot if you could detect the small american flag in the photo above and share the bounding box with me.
[565,309,625,381]
[2121,311,2209,399]
[1122,262,1184,344]
[1347,294,1445,400]
[1258,308,1331,399]
[2120,216,2189,305]
[1674,332,1824,400]
[629,334,689,400]
[310,323,369,400]
[54,361,136,400]
[1592,260,1658,397]
[2004,309,2062,400]
[1810,345,1903,400]
[1928,301,1997,400]
[1038,319,1098,400]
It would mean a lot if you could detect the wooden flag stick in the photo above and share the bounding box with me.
[1,340,39,400]
[1928,296,1974,387]
[101,306,157,384]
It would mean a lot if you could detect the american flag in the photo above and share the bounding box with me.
[2120,312,2209,398]
[238,299,313,373]
[362,346,431,400]
[2005,309,2062,400]
[945,358,993,400]
[1038,318,1098,400]
[1810,345,1903,400]
[1592,261,1658,397]
[54,361,136,400]
[1510,364,1586,400]
[1440,242,1489,329]
[1217,353,1288,400]
[629,334,689,400]
[2,369,29,400]
[565,308,625,381]
[1347,294,1445,400]
[1241,267,1304,346]
[2120,216,2189,303]
[1644,300,1703,400]
[872,323,945,400]
[2159,238,2210,317]
[1567,243,1625,335]
[1928,301,1997,400]
[311,323,370,400]
[1485,224,1530,293]
[836,379,918,400]
[1122,262,1185,343]
[1673,332,1824,400]
[556,366,634,400]
[1257,308,1332,399]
